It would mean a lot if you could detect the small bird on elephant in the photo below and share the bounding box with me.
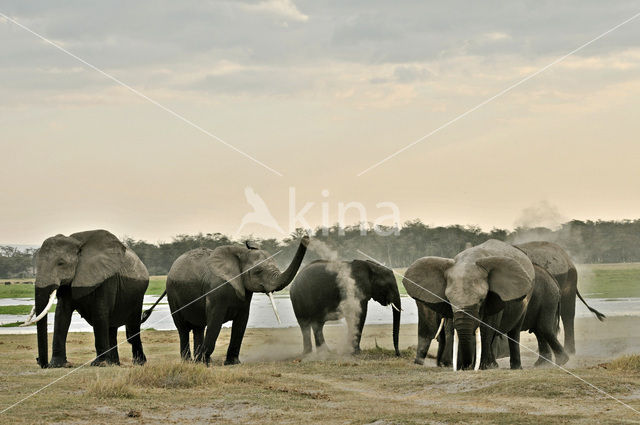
[290,259,401,356]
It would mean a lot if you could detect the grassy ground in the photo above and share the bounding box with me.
[2,263,639,300]
[1,317,639,424]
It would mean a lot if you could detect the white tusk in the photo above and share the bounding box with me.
[474,327,482,371]
[267,292,281,324]
[391,303,401,312]
[20,290,56,327]
[23,305,36,323]
[452,328,458,372]
[433,318,444,340]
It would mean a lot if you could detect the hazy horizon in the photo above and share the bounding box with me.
[2,1,639,245]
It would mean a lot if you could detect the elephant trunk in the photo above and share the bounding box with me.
[391,293,401,356]
[271,236,309,292]
[35,286,52,368]
[453,309,480,370]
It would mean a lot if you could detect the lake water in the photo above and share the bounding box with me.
[1,295,638,334]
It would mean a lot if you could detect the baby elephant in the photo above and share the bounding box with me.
[290,260,401,356]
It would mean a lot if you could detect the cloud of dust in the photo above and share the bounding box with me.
[513,201,567,231]
[308,239,363,354]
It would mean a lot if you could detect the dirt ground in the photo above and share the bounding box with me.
[1,316,640,424]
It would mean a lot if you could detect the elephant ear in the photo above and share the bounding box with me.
[70,230,126,299]
[207,246,246,301]
[476,256,533,302]
[403,257,454,304]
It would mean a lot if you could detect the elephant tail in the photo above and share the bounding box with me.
[576,289,606,321]
[141,290,167,324]
[554,301,561,335]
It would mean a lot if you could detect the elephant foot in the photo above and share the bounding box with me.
[133,354,147,366]
[414,357,425,365]
[480,361,499,370]
[224,357,241,366]
[510,363,522,370]
[555,352,569,366]
[90,358,106,367]
[48,357,70,368]
[566,346,576,355]
[352,347,361,356]
[534,357,553,368]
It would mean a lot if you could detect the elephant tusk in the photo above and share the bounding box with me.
[21,290,56,327]
[391,303,402,312]
[23,305,36,323]
[474,327,481,371]
[433,318,444,340]
[452,328,458,372]
[267,292,281,324]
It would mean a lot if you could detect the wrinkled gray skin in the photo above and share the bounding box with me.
[516,241,605,354]
[290,260,401,356]
[404,239,534,370]
[160,237,309,365]
[33,230,149,368]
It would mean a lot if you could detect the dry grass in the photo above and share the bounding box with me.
[1,319,640,424]
[607,354,640,372]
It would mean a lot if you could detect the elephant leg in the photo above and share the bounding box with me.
[299,322,313,355]
[202,308,226,366]
[49,294,73,368]
[172,314,192,361]
[560,292,577,355]
[415,310,433,365]
[311,322,327,351]
[126,316,146,365]
[539,328,569,366]
[439,319,454,367]
[107,327,120,365]
[225,307,250,365]
[507,326,523,370]
[352,302,368,354]
[193,327,205,362]
[480,315,500,370]
[533,330,552,367]
[436,326,446,366]
[90,295,112,366]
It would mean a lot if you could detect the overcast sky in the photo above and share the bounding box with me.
[1,1,639,244]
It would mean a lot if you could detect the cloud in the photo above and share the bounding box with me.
[241,0,308,22]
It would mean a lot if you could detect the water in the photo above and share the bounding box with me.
[1,295,638,334]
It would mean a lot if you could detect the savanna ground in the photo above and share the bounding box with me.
[1,315,640,424]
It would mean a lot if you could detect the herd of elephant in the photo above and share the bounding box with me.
[23,229,605,371]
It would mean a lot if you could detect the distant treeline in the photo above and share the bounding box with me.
[2,219,640,278]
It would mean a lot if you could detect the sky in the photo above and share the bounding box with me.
[1,0,639,244]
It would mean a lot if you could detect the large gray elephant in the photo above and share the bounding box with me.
[515,241,605,354]
[144,237,309,365]
[24,230,149,368]
[404,239,534,370]
[290,260,401,356]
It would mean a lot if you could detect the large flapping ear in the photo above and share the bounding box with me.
[207,246,246,300]
[403,257,454,304]
[476,256,533,302]
[70,230,126,299]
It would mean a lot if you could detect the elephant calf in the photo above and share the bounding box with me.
[290,260,401,356]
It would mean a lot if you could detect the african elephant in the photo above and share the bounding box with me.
[289,260,401,356]
[404,239,534,370]
[24,230,149,368]
[144,237,309,365]
[515,241,605,354]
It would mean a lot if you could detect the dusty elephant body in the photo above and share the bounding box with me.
[151,237,308,365]
[290,260,401,356]
[515,241,605,354]
[404,239,534,370]
[29,230,148,368]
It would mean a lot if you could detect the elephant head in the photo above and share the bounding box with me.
[403,239,533,370]
[27,230,129,368]
[353,260,402,355]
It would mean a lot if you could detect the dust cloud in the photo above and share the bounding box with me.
[308,239,363,354]
[513,201,567,232]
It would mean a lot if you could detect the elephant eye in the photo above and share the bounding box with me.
[57,260,66,266]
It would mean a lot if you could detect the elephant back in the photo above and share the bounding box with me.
[516,241,573,277]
